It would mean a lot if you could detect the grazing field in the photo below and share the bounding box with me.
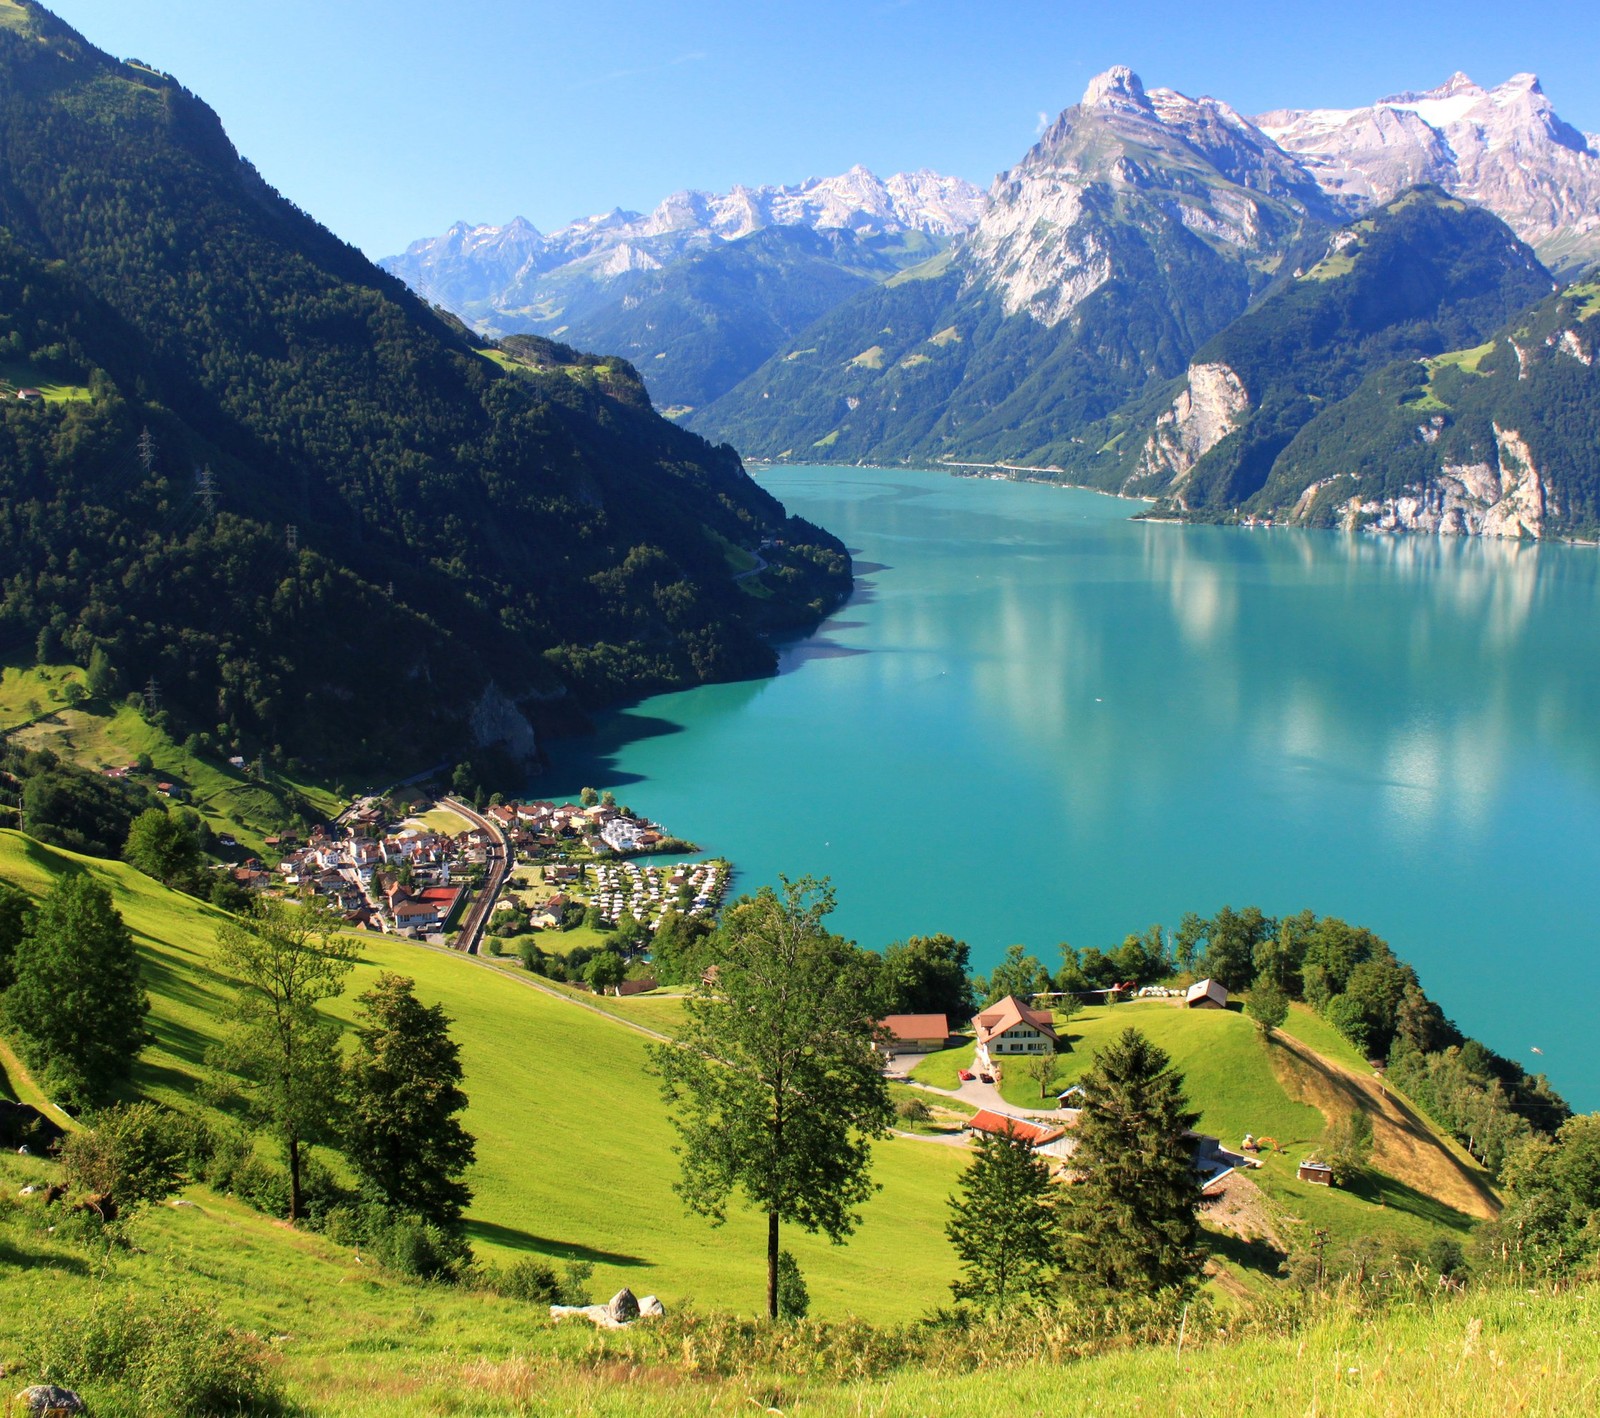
[0,832,964,1322]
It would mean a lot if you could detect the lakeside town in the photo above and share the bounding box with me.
[221,788,728,958]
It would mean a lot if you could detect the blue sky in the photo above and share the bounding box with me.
[45,0,1600,258]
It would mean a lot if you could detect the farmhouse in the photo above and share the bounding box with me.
[964,1108,1075,1161]
[972,995,1058,1069]
[1186,978,1229,1009]
[878,1014,950,1054]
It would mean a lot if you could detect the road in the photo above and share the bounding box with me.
[441,795,511,956]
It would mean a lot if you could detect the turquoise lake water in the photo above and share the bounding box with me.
[546,465,1600,1109]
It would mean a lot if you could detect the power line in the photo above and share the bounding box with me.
[143,676,160,716]
[137,426,156,475]
[196,465,217,518]
[286,524,298,552]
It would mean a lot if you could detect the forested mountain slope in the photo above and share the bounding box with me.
[0,0,847,778]
[1049,189,1556,514]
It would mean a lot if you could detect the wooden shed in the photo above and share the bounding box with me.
[1185,978,1229,1010]
[1298,1159,1334,1185]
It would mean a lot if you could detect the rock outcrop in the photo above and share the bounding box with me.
[468,683,539,767]
[1339,425,1551,538]
[1137,364,1251,487]
[550,1288,665,1329]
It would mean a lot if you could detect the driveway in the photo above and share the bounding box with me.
[886,1053,1069,1121]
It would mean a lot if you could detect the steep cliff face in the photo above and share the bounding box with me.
[1337,425,1551,538]
[964,66,1328,330]
[1136,363,1251,485]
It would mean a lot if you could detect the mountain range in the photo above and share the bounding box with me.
[674,67,1599,538]
[0,0,849,778]
[381,168,984,413]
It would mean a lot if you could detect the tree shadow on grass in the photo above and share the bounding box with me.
[1204,1225,1286,1280]
[466,1218,648,1267]
[1343,1169,1478,1233]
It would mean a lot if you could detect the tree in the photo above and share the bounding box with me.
[650,876,892,1320]
[124,807,201,888]
[0,878,33,992]
[85,645,117,699]
[1200,905,1271,991]
[946,1127,1065,1312]
[60,1102,186,1221]
[1026,1044,1060,1099]
[1173,912,1207,974]
[5,872,149,1108]
[976,944,1049,1005]
[346,973,476,1231]
[1247,981,1289,1037]
[1059,1028,1205,1298]
[600,790,617,810]
[775,1249,810,1321]
[207,898,357,1220]
[584,950,627,992]
[880,933,975,1020]
[1054,993,1085,1051]
[579,786,599,807]
[1321,1109,1374,1185]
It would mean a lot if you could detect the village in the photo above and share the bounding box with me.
[224,790,725,949]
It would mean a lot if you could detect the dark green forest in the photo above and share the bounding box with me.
[0,1,848,778]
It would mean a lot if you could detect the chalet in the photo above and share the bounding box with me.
[15,388,42,403]
[972,995,1059,1069]
[877,1014,951,1054]
[964,1109,1075,1161]
[1298,1159,1334,1186]
[1186,978,1229,1010]
[393,898,444,933]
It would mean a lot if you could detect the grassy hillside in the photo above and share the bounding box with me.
[0,1133,1588,1415]
[0,831,963,1321]
[912,996,1495,1260]
[0,664,341,853]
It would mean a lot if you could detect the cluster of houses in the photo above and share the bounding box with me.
[233,819,473,937]
[481,799,675,859]
[587,858,728,930]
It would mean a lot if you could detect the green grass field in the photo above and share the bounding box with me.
[0,832,964,1323]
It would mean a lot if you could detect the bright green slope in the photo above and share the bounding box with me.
[0,831,963,1321]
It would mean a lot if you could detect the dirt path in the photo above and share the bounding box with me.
[1269,1032,1499,1221]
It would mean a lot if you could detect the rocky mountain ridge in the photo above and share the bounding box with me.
[1258,71,1600,274]
[383,165,985,326]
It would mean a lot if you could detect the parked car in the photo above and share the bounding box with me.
[957,1069,974,1082]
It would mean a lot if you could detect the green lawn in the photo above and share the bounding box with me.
[0,832,965,1324]
[907,1036,976,1090]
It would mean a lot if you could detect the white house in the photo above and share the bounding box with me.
[972,995,1059,1070]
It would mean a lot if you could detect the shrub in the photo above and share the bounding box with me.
[22,1286,281,1416]
[776,1249,810,1321]
[361,1208,471,1282]
[60,1103,188,1218]
[895,1097,933,1125]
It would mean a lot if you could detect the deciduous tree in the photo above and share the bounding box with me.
[123,807,201,889]
[207,898,356,1220]
[1247,980,1289,1037]
[650,876,892,1320]
[5,872,149,1107]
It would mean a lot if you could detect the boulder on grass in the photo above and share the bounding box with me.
[604,1288,639,1324]
[638,1294,665,1318]
[15,1385,86,1416]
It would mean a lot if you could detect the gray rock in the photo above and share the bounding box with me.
[638,1294,666,1318]
[15,1385,86,1416]
[604,1288,640,1324]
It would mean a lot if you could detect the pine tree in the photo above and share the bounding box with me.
[946,1127,1065,1312]
[4,873,149,1107]
[346,972,476,1231]
[1060,1028,1206,1298]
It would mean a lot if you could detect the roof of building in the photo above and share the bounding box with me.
[880,1013,950,1042]
[966,1109,1067,1148]
[1186,978,1229,1005]
[972,995,1059,1046]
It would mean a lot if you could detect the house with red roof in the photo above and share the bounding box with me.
[964,1108,1076,1161]
[878,1014,950,1054]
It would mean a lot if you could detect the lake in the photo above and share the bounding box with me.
[546,465,1600,1109]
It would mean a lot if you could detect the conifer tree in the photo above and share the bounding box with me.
[346,972,475,1230]
[946,1127,1064,1312]
[1060,1028,1206,1297]
[5,872,149,1107]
